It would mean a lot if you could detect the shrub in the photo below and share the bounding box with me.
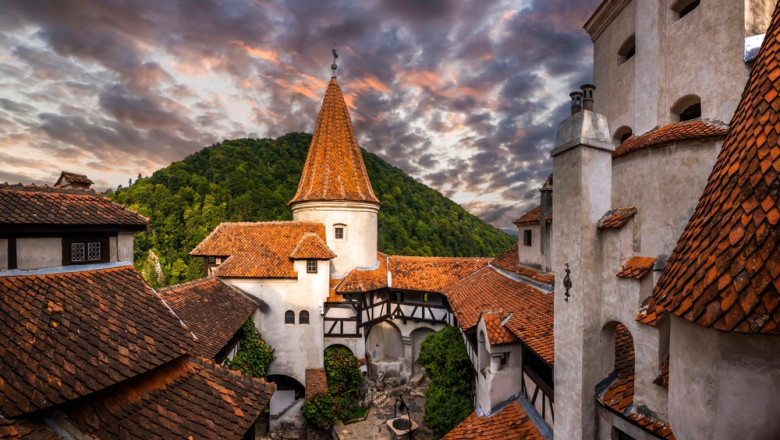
[226,317,275,378]
[416,325,474,439]
[302,391,336,431]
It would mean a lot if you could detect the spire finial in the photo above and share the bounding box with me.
[331,46,338,77]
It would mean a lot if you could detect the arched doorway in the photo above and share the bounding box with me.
[366,321,403,362]
[410,327,435,374]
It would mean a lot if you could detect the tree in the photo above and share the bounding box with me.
[416,325,474,439]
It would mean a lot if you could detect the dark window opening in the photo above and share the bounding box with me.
[618,35,636,64]
[335,227,344,239]
[679,103,701,121]
[207,256,216,264]
[614,126,633,145]
[524,347,553,390]
[307,260,317,273]
[7,238,17,270]
[611,426,637,440]
[299,310,310,325]
[672,0,700,19]
[499,352,509,370]
[285,310,295,324]
[523,230,533,247]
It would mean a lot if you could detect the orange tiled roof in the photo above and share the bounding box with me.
[305,368,328,399]
[54,171,93,188]
[445,267,554,364]
[66,356,274,440]
[513,206,541,225]
[337,252,388,293]
[0,418,62,439]
[441,400,544,440]
[289,232,337,260]
[0,266,195,418]
[0,184,147,228]
[159,278,257,359]
[612,121,728,159]
[389,256,491,292]
[328,277,344,302]
[191,222,332,278]
[598,207,637,229]
[491,244,555,285]
[482,312,518,345]
[616,256,657,280]
[289,77,380,205]
[336,254,489,294]
[635,295,667,327]
[647,6,780,335]
[597,325,675,439]
[653,356,670,388]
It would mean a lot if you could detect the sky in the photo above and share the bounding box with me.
[0,0,601,229]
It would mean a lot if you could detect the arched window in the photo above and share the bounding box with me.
[671,95,701,121]
[672,0,700,19]
[618,35,636,64]
[299,310,310,325]
[285,310,295,324]
[613,126,633,145]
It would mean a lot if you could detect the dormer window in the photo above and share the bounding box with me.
[307,260,317,273]
[618,35,636,64]
[64,237,108,265]
[672,0,700,20]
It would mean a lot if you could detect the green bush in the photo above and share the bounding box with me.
[302,392,336,431]
[416,325,474,439]
[226,317,275,378]
[303,346,365,431]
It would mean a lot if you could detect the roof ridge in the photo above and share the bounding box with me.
[158,276,218,293]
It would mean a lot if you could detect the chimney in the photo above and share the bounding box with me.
[570,91,583,115]
[581,84,595,111]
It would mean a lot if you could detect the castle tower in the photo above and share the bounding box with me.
[289,76,381,276]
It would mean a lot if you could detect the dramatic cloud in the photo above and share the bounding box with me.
[0,0,600,228]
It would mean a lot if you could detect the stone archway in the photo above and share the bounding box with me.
[366,321,404,381]
[266,374,306,432]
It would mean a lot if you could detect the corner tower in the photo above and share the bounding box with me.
[289,76,381,276]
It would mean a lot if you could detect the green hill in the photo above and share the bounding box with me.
[108,133,515,287]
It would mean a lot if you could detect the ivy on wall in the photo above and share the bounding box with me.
[226,317,275,378]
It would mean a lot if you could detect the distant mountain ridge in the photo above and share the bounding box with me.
[108,133,515,287]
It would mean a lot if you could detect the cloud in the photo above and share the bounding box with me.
[0,0,601,229]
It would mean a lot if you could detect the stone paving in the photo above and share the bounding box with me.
[333,389,433,440]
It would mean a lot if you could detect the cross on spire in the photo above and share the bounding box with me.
[331,47,338,77]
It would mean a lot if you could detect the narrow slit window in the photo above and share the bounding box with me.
[618,35,636,64]
[672,0,700,19]
[523,230,533,247]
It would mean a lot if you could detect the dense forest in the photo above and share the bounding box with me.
[108,133,515,287]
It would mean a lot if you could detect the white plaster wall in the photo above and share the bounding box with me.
[223,259,329,385]
[597,406,662,440]
[291,201,378,276]
[366,321,403,361]
[0,239,7,271]
[669,316,780,440]
[552,135,614,439]
[17,237,62,270]
[474,317,525,414]
[517,224,544,269]
[612,140,721,262]
[117,232,134,262]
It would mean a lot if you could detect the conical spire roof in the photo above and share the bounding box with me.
[647,4,780,334]
[289,77,380,206]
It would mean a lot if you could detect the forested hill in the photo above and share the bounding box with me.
[108,133,515,287]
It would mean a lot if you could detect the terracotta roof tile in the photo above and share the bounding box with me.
[389,256,490,292]
[617,256,657,280]
[328,278,344,302]
[288,233,337,260]
[0,184,147,228]
[653,356,669,388]
[445,267,554,364]
[66,356,274,440]
[0,417,63,439]
[648,5,780,335]
[635,295,667,327]
[598,207,637,229]
[0,266,195,417]
[337,254,489,294]
[613,121,728,159]
[482,312,518,345]
[191,222,331,278]
[305,368,328,399]
[441,400,544,440]
[597,325,675,440]
[289,78,380,205]
[513,206,541,225]
[159,278,257,359]
[491,244,555,285]
[54,171,93,188]
[337,253,388,293]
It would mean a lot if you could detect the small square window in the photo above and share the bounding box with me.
[335,227,344,239]
[523,230,532,247]
[71,243,85,262]
[307,260,317,273]
[87,242,101,261]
